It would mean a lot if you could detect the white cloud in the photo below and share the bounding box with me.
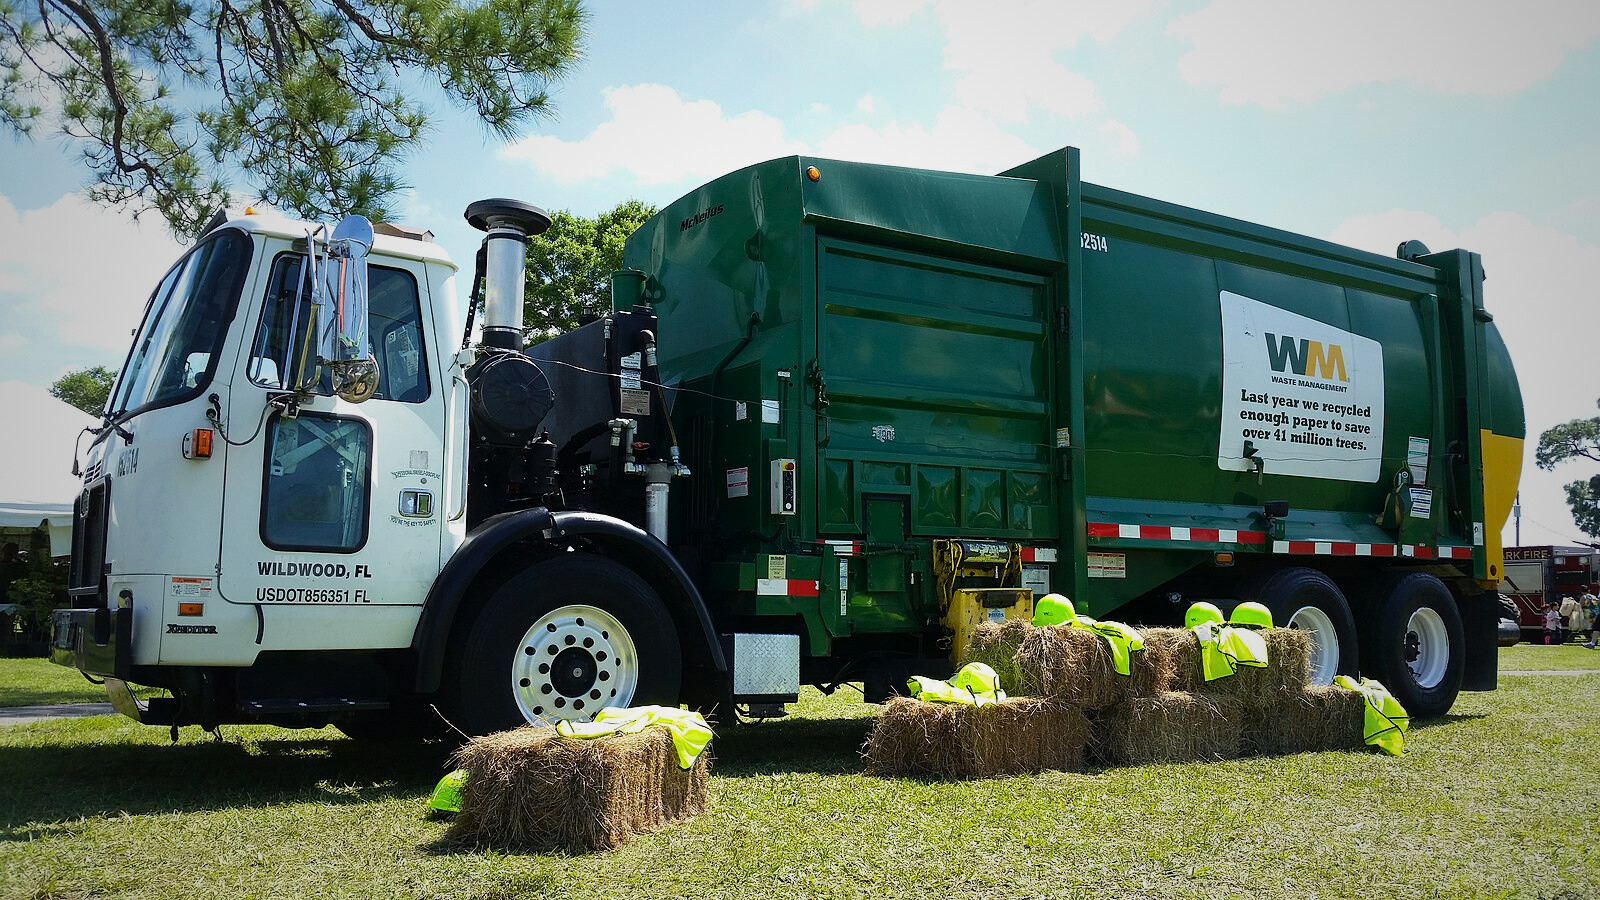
[503,84,1042,186]
[1097,119,1141,156]
[1329,209,1600,544]
[1170,0,1600,109]
[901,0,1152,123]
[816,105,1041,174]
[856,94,877,115]
[500,84,805,186]
[0,193,183,372]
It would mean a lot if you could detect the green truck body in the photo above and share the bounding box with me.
[624,147,1523,702]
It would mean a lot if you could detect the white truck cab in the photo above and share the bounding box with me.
[53,203,725,737]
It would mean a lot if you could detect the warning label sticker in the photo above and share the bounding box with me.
[169,576,214,597]
[1087,552,1125,579]
[1218,291,1385,483]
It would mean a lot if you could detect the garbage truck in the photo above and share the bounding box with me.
[51,146,1523,738]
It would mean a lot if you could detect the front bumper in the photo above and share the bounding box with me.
[50,607,131,679]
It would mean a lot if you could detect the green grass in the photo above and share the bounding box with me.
[3,671,1598,899]
[1497,642,1600,672]
[0,657,110,707]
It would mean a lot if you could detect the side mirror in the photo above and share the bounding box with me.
[313,215,380,402]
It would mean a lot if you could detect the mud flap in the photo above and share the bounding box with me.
[1459,590,1498,692]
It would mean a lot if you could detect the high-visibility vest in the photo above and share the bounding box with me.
[906,662,1008,706]
[1070,617,1145,676]
[1334,675,1409,756]
[1191,623,1270,681]
[556,705,714,769]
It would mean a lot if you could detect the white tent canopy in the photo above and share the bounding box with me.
[0,380,99,556]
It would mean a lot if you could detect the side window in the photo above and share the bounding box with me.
[112,231,252,415]
[249,254,429,402]
[371,266,430,402]
[261,414,371,552]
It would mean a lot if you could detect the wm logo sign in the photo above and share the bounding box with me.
[1265,333,1348,382]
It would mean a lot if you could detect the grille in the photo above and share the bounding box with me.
[68,481,109,601]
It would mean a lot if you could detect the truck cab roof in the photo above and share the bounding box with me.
[200,206,458,271]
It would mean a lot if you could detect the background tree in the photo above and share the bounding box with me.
[48,365,115,415]
[1535,397,1600,538]
[0,0,584,237]
[521,199,656,343]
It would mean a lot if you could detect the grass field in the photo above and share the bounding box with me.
[0,657,107,707]
[2,648,1597,899]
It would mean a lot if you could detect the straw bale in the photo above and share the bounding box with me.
[1197,628,1313,707]
[1013,624,1125,709]
[1128,628,1201,696]
[444,725,709,853]
[962,620,1033,694]
[862,696,1091,780]
[1094,692,1242,766]
[1241,683,1368,756]
[962,621,1124,707]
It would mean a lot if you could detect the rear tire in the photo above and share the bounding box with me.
[1365,573,1464,719]
[1242,567,1359,684]
[444,553,682,736]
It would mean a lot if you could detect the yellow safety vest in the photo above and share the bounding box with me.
[906,662,1008,706]
[556,705,714,769]
[1334,675,1409,756]
[1070,617,1145,676]
[1191,623,1270,681]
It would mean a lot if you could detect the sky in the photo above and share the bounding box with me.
[0,0,1596,548]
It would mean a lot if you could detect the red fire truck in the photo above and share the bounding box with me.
[1501,545,1599,641]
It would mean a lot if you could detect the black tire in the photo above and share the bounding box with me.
[1364,573,1464,719]
[443,553,682,736]
[1241,567,1359,683]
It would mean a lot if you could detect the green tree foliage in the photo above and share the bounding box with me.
[48,365,115,415]
[521,199,656,343]
[0,0,584,237]
[0,531,64,643]
[1535,397,1600,538]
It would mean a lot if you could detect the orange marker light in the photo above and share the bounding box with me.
[183,428,214,460]
[178,602,204,617]
[1213,551,1235,567]
[805,166,821,182]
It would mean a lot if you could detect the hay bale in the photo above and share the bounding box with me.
[1094,692,1242,765]
[1014,624,1125,709]
[444,725,709,852]
[862,696,1091,779]
[962,620,1033,694]
[1197,628,1313,706]
[1128,628,1201,696]
[962,621,1124,708]
[1242,683,1368,756]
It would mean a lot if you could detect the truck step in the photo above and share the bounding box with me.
[241,698,390,715]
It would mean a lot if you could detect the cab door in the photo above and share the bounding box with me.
[215,239,447,653]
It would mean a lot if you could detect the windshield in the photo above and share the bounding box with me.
[111,230,253,417]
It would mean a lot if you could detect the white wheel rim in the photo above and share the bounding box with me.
[1288,605,1340,685]
[511,604,638,725]
[1404,607,1449,689]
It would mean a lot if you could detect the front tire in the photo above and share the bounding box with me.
[445,553,682,736]
[1366,573,1464,719]
[1242,566,1359,684]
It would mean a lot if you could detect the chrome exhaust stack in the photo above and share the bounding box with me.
[465,199,553,351]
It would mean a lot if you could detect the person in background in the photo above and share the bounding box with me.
[1543,600,1561,645]
[1583,586,1600,649]
[1559,592,1583,644]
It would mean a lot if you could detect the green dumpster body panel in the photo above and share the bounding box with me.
[624,149,1524,655]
